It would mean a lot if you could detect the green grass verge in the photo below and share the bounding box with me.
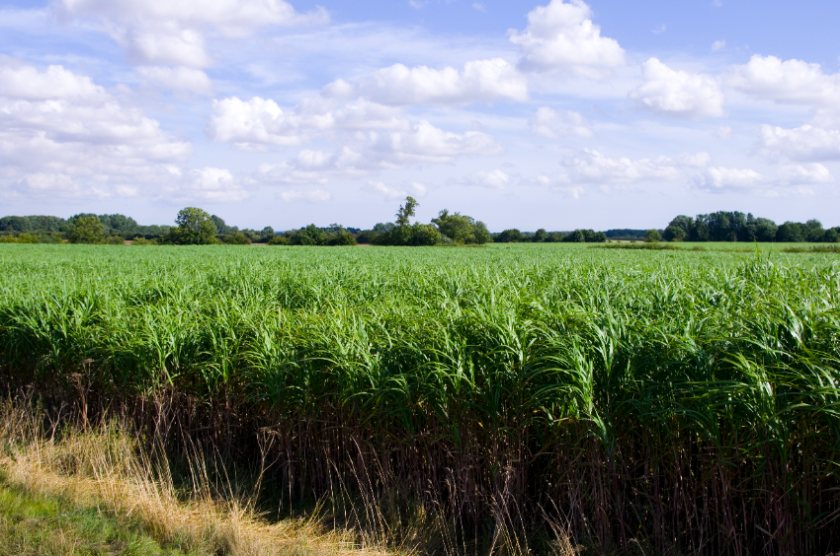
[0,475,193,556]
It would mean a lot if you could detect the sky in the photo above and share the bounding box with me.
[2,0,840,230]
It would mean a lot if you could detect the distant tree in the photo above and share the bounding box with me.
[396,196,418,227]
[0,215,66,234]
[645,229,662,243]
[98,214,139,238]
[288,224,325,245]
[804,219,825,242]
[267,235,288,246]
[168,207,218,244]
[405,223,442,246]
[753,218,778,242]
[663,215,694,241]
[533,228,549,242]
[496,229,523,243]
[210,214,232,235]
[663,225,686,242]
[776,222,806,242]
[66,214,106,244]
[432,210,491,244]
[564,230,587,243]
[824,227,840,243]
[259,226,275,243]
[327,227,357,246]
[220,231,251,244]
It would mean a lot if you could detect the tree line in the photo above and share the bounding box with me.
[1,205,837,245]
[662,212,840,243]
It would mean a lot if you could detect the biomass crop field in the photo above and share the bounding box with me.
[1,243,839,554]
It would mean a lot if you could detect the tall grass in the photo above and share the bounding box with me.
[0,243,839,553]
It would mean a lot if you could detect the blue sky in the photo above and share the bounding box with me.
[1,0,839,230]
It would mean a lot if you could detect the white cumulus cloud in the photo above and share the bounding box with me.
[729,55,840,106]
[631,58,724,117]
[761,124,840,161]
[531,107,592,138]
[137,66,212,94]
[558,150,688,185]
[695,166,762,191]
[53,0,328,68]
[279,189,331,203]
[509,0,624,76]
[348,58,528,105]
[0,60,227,202]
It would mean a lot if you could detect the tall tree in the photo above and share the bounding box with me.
[66,214,106,244]
[395,196,418,227]
[169,207,218,244]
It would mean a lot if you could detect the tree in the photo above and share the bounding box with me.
[776,222,805,242]
[804,219,825,242]
[396,196,418,227]
[663,225,686,242]
[824,227,840,243]
[752,218,778,242]
[432,210,491,244]
[288,224,325,245]
[99,214,139,238]
[258,226,275,243]
[211,214,232,235]
[496,229,523,243]
[169,207,218,244]
[66,214,106,244]
[645,229,662,243]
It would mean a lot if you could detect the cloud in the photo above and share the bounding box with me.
[343,58,528,105]
[368,180,428,199]
[694,163,832,193]
[459,169,511,189]
[558,150,696,185]
[729,55,840,106]
[211,96,310,146]
[779,162,832,184]
[162,167,249,202]
[531,107,592,138]
[279,189,331,202]
[369,120,499,164]
[212,95,499,165]
[137,66,212,94]
[0,63,106,100]
[711,39,726,52]
[761,124,840,161]
[631,58,724,117]
[0,60,203,201]
[509,0,624,76]
[694,166,762,191]
[53,0,328,68]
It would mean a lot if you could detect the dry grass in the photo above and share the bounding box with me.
[0,401,400,556]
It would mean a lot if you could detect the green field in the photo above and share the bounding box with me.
[1,243,839,554]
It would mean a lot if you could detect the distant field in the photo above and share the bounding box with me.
[601,240,838,252]
[1,243,839,554]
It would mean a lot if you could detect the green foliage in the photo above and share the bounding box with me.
[0,482,188,555]
[285,224,357,246]
[562,229,606,242]
[432,209,492,244]
[1,244,840,552]
[644,229,661,242]
[219,231,251,245]
[167,208,218,245]
[496,228,523,243]
[66,214,106,244]
[395,195,418,227]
